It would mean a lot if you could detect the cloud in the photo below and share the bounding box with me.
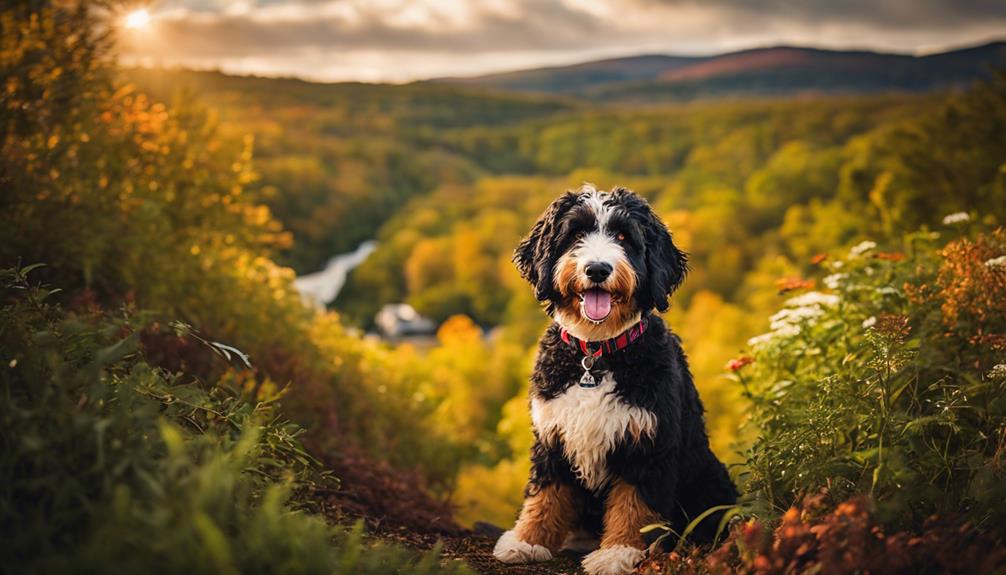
[122,0,608,58]
[117,0,1006,81]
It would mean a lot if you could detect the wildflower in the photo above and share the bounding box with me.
[875,251,905,261]
[775,323,801,338]
[747,333,774,348]
[810,253,828,265]
[874,313,911,342]
[776,277,814,293]
[862,316,877,329]
[876,287,900,296]
[785,291,840,308]
[726,356,754,371]
[937,230,1006,331]
[941,212,970,225]
[748,322,802,349]
[985,255,1006,270]
[747,323,801,349]
[823,273,847,290]
[989,364,1006,379]
[849,240,876,257]
[770,306,824,331]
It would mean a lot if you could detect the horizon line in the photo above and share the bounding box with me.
[118,35,1005,87]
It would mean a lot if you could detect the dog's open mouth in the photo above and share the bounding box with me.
[580,287,612,322]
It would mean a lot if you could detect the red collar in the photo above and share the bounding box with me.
[560,316,648,358]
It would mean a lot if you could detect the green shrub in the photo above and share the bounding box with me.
[737,224,1006,530]
[0,265,471,574]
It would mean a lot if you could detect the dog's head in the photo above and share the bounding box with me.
[514,184,687,340]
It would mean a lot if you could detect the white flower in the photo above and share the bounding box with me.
[849,240,877,257]
[985,255,1006,270]
[862,316,877,329]
[770,306,824,331]
[823,273,847,290]
[774,323,801,338]
[748,324,801,349]
[941,212,970,225]
[876,287,900,296]
[832,261,844,269]
[750,291,841,350]
[747,333,774,348]
[989,364,1006,380]
[785,291,841,308]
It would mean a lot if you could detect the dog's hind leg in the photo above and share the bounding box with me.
[493,482,578,564]
[673,456,739,544]
[581,479,660,575]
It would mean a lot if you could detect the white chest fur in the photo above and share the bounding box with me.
[531,373,657,491]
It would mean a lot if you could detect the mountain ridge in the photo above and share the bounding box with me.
[427,40,1006,101]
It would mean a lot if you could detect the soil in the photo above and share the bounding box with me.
[312,445,585,574]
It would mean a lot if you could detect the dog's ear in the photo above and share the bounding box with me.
[640,207,688,313]
[514,191,578,302]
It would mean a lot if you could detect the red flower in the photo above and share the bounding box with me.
[726,356,754,371]
[810,253,828,265]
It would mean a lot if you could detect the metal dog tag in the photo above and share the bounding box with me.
[579,355,599,388]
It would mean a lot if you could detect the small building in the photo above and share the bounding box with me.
[374,303,436,338]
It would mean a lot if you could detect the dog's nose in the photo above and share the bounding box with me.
[585,261,612,283]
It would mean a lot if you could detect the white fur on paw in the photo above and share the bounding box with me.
[581,545,646,575]
[493,530,553,564]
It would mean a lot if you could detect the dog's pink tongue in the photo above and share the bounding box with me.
[583,288,612,321]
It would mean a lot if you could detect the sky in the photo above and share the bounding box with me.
[116,0,1006,82]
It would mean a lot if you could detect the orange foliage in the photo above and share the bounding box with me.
[874,251,906,261]
[640,494,1006,575]
[935,229,1006,339]
[775,277,815,293]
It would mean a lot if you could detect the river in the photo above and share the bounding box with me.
[294,240,377,309]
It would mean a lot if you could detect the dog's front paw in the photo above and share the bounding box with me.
[581,545,645,575]
[493,529,553,564]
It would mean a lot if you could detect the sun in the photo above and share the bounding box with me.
[123,8,151,29]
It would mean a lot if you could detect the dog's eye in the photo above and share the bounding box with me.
[616,232,626,242]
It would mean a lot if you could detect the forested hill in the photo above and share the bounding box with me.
[124,66,940,278]
[127,68,577,272]
[429,41,1006,101]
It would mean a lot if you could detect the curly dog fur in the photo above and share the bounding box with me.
[493,184,737,575]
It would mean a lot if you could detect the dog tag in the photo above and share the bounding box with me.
[578,355,599,388]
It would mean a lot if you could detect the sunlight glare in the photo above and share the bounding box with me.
[124,8,151,29]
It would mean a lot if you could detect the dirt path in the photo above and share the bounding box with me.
[311,445,586,574]
[373,524,584,575]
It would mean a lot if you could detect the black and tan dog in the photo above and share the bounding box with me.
[493,185,737,575]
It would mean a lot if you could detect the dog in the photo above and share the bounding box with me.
[493,184,738,575]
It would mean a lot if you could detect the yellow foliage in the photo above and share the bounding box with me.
[454,458,528,527]
[452,378,535,527]
[437,315,482,346]
[665,291,759,460]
